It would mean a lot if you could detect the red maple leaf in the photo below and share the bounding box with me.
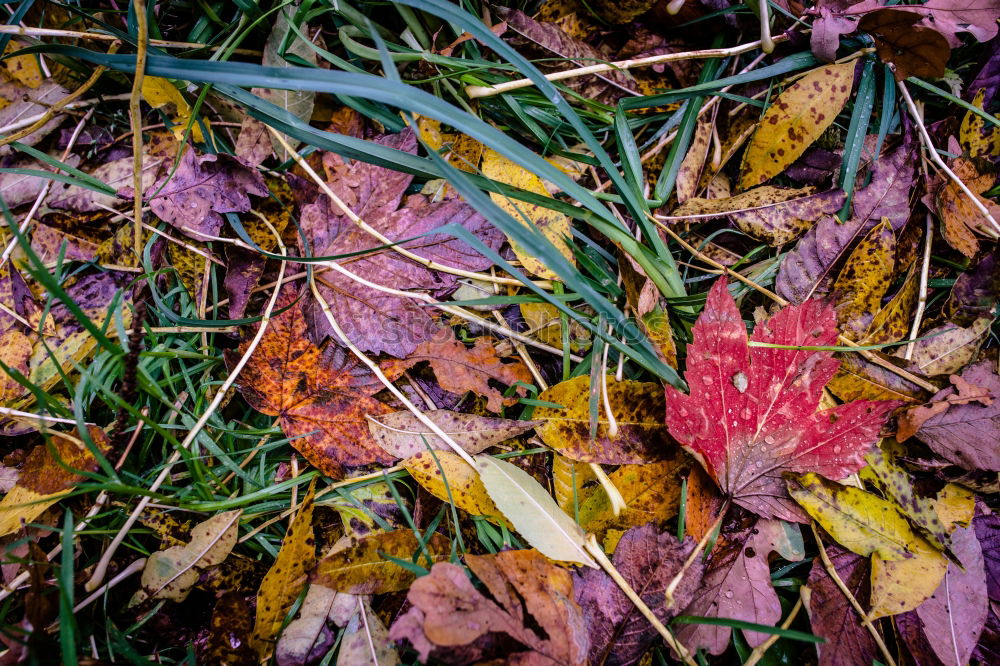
[664,278,899,521]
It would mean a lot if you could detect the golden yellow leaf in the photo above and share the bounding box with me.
[833,218,895,340]
[312,530,450,594]
[739,62,855,189]
[481,147,575,279]
[869,537,947,619]
[552,453,596,514]
[788,473,922,560]
[142,76,206,141]
[402,450,506,523]
[252,481,318,659]
[960,89,1000,159]
[862,261,918,345]
[1,41,42,89]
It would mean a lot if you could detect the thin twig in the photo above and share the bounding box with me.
[465,36,788,99]
[0,25,261,55]
[811,524,897,666]
[905,213,934,360]
[743,597,802,666]
[899,80,1000,237]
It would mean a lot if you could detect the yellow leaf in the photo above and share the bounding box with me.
[833,218,896,340]
[960,89,1000,159]
[862,261,918,345]
[788,473,923,560]
[1,41,42,89]
[312,530,451,594]
[130,510,242,606]
[402,450,506,523]
[481,148,575,279]
[739,62,855,189]
[552,453,596,514]
[534,375,670,464]
[933,483,975,533]
[578,460,686,547]
[252,481,318,659]
[141,76,206,142]
[869,537,947,619]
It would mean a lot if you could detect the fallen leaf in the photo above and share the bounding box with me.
[337,599,398,666]
[806,543,878,666]
[859,9,951,81]
[142,76,206,141]
[669,186,846,246]
[930,156,1000,257]
[403,450,505,522]
[534,375,671,464]
[574,524,704,666]
[739,62,855,189]
[832,218,896,340]
[789,473,923,561]
[252,482,318,658]
[914,360,1000,471]
[235,116,273,167]
[664,278,897,522]
[476,454,596,566]
[257,2,318,160]
[676,515,797,654]
[231,287,394,479]
[380,334,531,412]
[200,592,255,664]
[860,261,919,346]
[676,114,715,203]
[390,549,590,665]
[869,534,949,620]
[960,89,1000,159]
[50,156,162,213]
[0,427,109,537]
[368,409,538,458]
[945,247,1000,325]
[914,524,989,665]
[300,130,502,357]
[311,529,449,594]
[274,585,342,666]
[777,139,915,304]
[142,148,268,240]
[481,147,575,279]
[826,351,927,404]
[0,83,68,154]
[973,512,1000,601]
[130,510,242,606]
[905,318,992,376]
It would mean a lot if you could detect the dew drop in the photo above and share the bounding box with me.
[763,435,775,445]
[740,408,752,420]
[702,374,714,385]
[724,590,734,599]
[833,445,842,454]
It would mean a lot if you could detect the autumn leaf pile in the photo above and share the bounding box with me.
[1,0,1000,664]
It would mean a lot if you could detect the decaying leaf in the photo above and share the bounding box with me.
[739,62,855,189]
[534,375,671,464]
[232,288,394,479]
[300,130,502,357]
[311,529,449,594]
[929,156,1000,258]
[337,599,398,666]
[574,524,703,666]
[130,510,242,606]
[252,482,318,658]
[0,427,109,537]
[806,543,878,666]
[960,89,1000,159]
[403,450,505,522]
[481,147,575,280]
[832,218,896,340]
[859,9,951,81]
[390,549,590,665]
[368,409,538,458]
[905,318,991,376]
[381,334,531,412]
[664,279,897,522]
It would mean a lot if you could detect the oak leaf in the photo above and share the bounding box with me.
[389,549,590,665]
[664,278,898,522]
[231,288,394,479]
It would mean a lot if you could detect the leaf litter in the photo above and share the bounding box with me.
[2,0,1000,664]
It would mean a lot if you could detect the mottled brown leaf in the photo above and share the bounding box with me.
[311,530,449,594]
[860,10,951,81]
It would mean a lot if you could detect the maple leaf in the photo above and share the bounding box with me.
[138,147,268,240]
[231,287,394,479]
[300,129,503,357]
[663,278,898,521]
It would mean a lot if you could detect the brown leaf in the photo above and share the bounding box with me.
[574,524,703,666]
[389,549,589,665]
[860,10,951,81]
[381,334,531,413]
[200,592,256,665]
[232,287,393,479]
[368,409,538,458]
[929,156,1000,258]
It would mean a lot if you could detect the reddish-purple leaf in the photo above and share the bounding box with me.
[574,524,703,666]
[142,149,268,240]
[914,524,989,666]
[915,361,1000,471]
[675,515,795,655]
[973,512,1000,602]
[664,278,898,521]
[776,139,915,305]
[945,248,1000,325]
[300,130,503,357]
[806,543,878,666]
